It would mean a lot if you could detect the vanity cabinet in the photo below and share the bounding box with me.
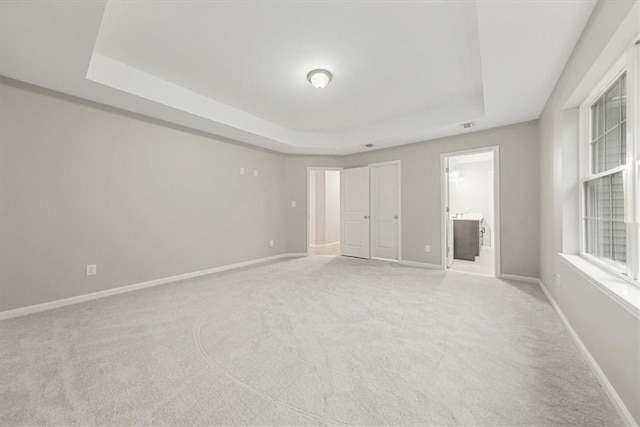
[453,219,481,261]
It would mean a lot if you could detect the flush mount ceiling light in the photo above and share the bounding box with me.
[307,69,332,89]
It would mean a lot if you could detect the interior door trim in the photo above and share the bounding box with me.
[440,146,501,277]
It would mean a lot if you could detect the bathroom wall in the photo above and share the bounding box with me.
[449,158,494,246]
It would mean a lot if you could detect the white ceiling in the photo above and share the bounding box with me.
[0,0,597,155]
[95,1,484,135]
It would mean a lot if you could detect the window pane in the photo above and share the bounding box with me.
[605,79,621,132]
[590,73,626,175]
[584,72,629,271]
[621,73,626,120]
[621,121,626,164]
[584,171,626,267]
[586,219,598,254]
[605,126,621,170]
[586,178,596,217]
[591,102,600,141]
[597,97,605,138]
[598,220,612,259]
[596,176,611,219]
[613,221,626,264]
[592,137,605,174]
[611,164,626,264]
[611,171,625,220]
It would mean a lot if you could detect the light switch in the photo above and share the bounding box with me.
[291,201,297,207]
[253,169,258,177]
[239,167,245,175]
[86,264,97,276]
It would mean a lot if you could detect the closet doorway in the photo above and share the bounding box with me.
[340,161,401,261]
[307,168,341,255]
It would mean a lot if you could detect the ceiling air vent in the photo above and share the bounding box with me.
[460,121,476,129]
[364,143,375,148]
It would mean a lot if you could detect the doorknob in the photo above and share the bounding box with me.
[394,215,398,220]
[364,215,369,219]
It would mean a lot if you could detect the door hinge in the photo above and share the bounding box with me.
[445,207,449,213]
[445,167,449,173]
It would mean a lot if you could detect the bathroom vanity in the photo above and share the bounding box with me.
[453,215,483,261]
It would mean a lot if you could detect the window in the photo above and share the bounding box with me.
[580,43,638,283]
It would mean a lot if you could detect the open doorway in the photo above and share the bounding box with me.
[308,168,341,255]
[442,147,500,277]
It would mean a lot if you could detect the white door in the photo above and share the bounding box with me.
[370,163,399,260]
[341,167,370,259]
[445,158,454,268]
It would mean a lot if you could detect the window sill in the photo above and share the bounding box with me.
[559,254,640,317]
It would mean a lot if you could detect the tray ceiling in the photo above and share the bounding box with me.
[0,0,596,154]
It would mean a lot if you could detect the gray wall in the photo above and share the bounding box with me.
[538,1,639,423]
[0,78,287,312]
[0,79,539,311]
[343,121,540,277]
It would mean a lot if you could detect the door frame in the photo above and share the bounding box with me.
[369,160,402,262]
[306,166,343,255]
[440,146,501,276]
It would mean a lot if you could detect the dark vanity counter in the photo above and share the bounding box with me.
[453,217,482,261]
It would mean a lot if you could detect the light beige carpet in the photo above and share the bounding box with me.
[0,255,622,426]
[450,247,495,276]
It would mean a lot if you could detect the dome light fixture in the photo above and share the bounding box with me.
[307,69,332,89]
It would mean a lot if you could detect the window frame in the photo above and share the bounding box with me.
[579,43,639,286]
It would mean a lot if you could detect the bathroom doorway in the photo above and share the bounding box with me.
[442,147,500,277]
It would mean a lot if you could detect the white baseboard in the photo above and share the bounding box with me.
[499,273,540,284]
[537,279,638,427]
[398,259,443,270]
[0,253,307,321]
[309,241,340,250]
[448,269,495,278]
[285,253,308,258]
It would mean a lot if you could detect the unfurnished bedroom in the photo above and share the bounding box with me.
[0,1,639,426]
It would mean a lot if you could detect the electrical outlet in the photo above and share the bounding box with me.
[253,169,258,177]
[239,167,245,175]
[425,245,431,253]
[291,201,297,207]
[269,240,274,247]
[86,264,97,276]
